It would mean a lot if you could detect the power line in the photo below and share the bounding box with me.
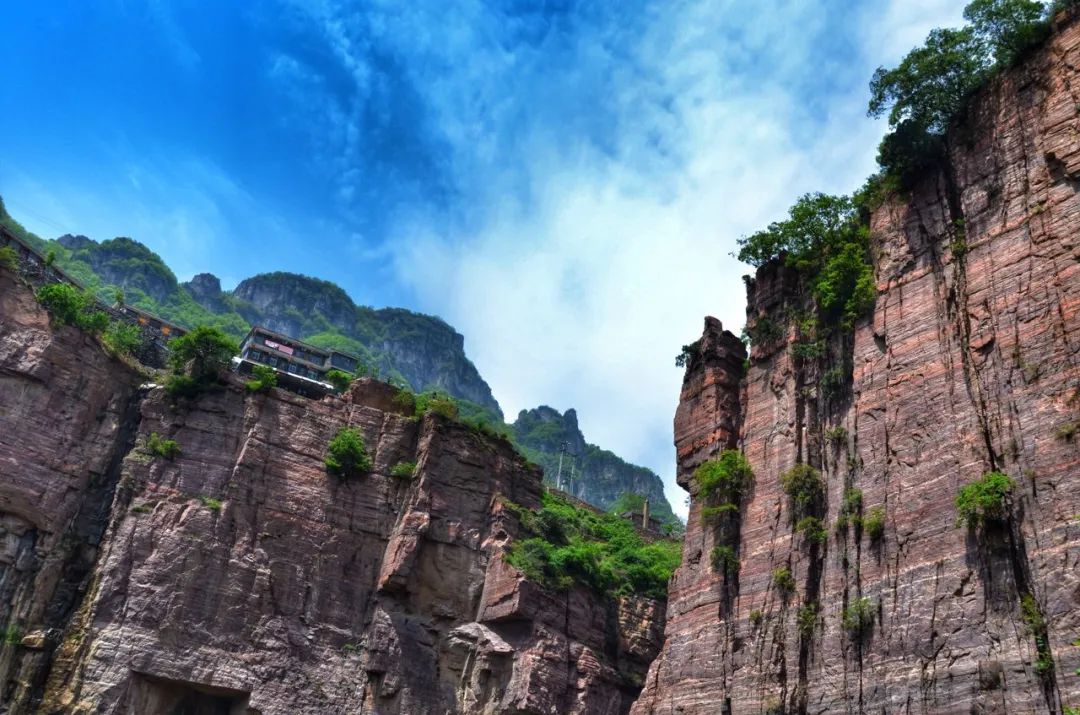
[3,198,73,236]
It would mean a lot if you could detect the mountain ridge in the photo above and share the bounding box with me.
[0,198,679,523]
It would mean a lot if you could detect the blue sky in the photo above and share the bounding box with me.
[0,0,967,515]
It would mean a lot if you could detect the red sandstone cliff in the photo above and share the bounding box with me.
[633,13,1080,715]
[0,271,663,714]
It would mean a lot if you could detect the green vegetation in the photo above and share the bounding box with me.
[825,426,848,443]
[955,471,1014,528]
[675,341,699,368]
[168,325,236,380]
[743,316,784,346]
[144,432,180,460]
[797,603,819,639]
[102,321,141,356]
[710,545,740,575]
[3,626,21,646]
[695,450,754,503]
[780,463,825,517]
[325,427,373,479]
[1020,593,1045,633]
[869,0,1061,183]
[608,492,647,515]
[390,461,417,479]
[34,284,109,333]
[773,566,796,595]
[512,406,681,529]
[749,609,763,627]
[1020,594,1055,675]
[842,596,877,637]
[737,193,876,328]
[795,516,828,544]
[245,364,278,393]
[791,340,826,360]
[842,488,863,516]
[1056,422,1077,441]
[863,506,886,542]
[0,245,17,272]
[199,496,223,512]
[163,325,236,399]
[701,503,741,524]
[325,368,353,392]
[504,490,681,600]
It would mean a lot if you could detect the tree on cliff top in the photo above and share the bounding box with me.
[736,193,876,327]
[869,0,1055,182]
[168,325,236,380]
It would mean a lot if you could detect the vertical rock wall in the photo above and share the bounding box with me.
[0,272,665,714]
[0,271,142,710]
[634,13,1080,715]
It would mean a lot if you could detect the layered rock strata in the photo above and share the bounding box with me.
[0,272,663,714]
[633,13,1080,715]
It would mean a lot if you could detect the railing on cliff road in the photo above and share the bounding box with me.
[0,225,185,369]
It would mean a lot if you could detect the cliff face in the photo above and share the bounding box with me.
[0,271,142,708]
[633,16,1080,715]
[0,271,662,714]
[513,407,678,526]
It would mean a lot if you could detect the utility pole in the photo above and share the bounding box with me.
[556,441,567,490]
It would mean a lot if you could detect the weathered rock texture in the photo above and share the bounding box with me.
[633,13,1080,715]
[0,274,663,714]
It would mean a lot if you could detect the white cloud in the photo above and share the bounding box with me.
[391,0,968,517]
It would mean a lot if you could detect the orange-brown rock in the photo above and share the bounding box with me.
[634,12,1080,715]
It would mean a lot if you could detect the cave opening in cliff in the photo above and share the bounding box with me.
[127,672,257,715]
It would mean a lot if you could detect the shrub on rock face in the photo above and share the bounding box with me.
[167,325,236,380]
[145,432,180,460]
[0,245,17,272]
[102,321,142,356]
[955,471,1014,528]
[325,368,353,392]
[34,283,108,333]
[773,567,796,595]
[710,545,740,575]
[842,596,876,637]
[781,463,825,516]
[797,603,819,639]
[863,506,886,542]
[795,516,828,544]
[695,450,754,503]
[390,461,417,479]
[246,364,278,393]
[325,427,373,478]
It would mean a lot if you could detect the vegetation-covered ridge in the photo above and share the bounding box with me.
[504,490,681,600]
[0,196,499,413]
[1,197,677,524]
[512,406,680,530]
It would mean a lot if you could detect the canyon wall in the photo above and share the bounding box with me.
[633,13,1080,715]
[0,271,663,714]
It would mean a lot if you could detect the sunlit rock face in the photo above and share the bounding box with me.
[0,272,663,714]
[632,13,1080,715]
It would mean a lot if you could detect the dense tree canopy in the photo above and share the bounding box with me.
[869,0,1064,180]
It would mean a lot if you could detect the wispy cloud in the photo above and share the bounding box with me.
[330,0,965,515]
[2,0,970,517]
